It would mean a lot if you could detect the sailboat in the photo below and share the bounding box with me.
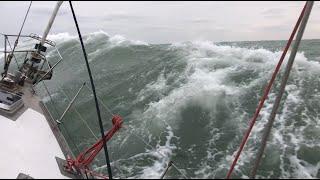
[0,1,316,179]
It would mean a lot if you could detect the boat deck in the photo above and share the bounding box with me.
[0,83,68,179]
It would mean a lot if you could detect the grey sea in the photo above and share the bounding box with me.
[3,32,320,178]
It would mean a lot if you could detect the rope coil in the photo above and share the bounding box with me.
[64,115,123,177]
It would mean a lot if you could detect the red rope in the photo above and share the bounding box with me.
[65,115,123,175]
[225,2,307,179]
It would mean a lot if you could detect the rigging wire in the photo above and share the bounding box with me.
[26,0,313,178]
[45,81,120,178]
[41,82,84,156]
[89,91,189,179]
[58,84,126,179]
[39,90,81,156]
[42,81,60,117]
[225,2,307,178]
[16,1,32,45]
[2,1,32,76]
[86,88,188,178]
[250,1,314,178]
[69,1,113,179]
[89,89,189,179]
[5,37,20,69]
[38,82,82,156]
[84,83,115,116]
[94,126,189,179]
[61,121,82,156]
[58,84,99,140]
[31,2,190,178]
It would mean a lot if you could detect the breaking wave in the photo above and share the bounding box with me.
[26,31,320,178]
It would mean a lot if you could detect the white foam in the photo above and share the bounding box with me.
[47,32,77,43]
[46,31,148,48]
[0,48,3,60]
[89,30,110,37]
[138,125,176,179]
[154,41,320,178]
[80,39,320,178]
[109,34,149,47]
[137,71,167,102]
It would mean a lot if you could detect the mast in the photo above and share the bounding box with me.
[40,1,63,46]
[1,1,63,81]
[25,1,63,84]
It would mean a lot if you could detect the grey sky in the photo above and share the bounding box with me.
[0,1,319,44]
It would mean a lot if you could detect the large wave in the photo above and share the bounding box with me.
[22,31,320,178]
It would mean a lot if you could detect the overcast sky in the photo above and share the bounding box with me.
[0,1,319,44]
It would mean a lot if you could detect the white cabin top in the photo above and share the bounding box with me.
[0,108,67,179]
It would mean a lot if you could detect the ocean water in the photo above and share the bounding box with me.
[3,32,320,178]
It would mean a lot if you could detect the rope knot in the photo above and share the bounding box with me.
[112,115,123,130]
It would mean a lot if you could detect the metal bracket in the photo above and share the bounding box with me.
[55,156,83,179]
